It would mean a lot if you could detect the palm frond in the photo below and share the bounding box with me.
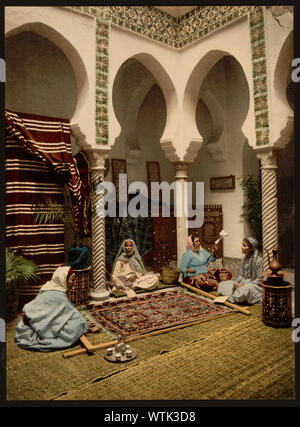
[6,249,39,291]
[32,195,65,224]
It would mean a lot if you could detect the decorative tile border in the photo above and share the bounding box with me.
[249,7,269,146]
[104,6,178,47]
[95,19,110,145]
[69,6,270,147]
[177,5,256,48]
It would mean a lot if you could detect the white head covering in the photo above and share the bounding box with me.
[111,239,147,276]
[40,266,72,293]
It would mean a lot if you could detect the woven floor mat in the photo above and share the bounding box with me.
[7,304,294,401]
[56,315,295,401]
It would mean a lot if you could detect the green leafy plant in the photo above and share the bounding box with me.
[6,249,39,294]
[32,185,79,244]
[6,249,39,321]
[239,175,262,249]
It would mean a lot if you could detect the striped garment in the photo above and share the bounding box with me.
[5,110,89,303]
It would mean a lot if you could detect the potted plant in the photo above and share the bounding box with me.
[32,185,91,272]
[33,184,80,245]
[239,175,262,249]
[6,249,39,322]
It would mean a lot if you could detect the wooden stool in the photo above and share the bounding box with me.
[67,266,91,306]
[262,282,292,328]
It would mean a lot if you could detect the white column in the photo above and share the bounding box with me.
[256,149,279,270]
[174,163,189,266]
[86,149,110,303]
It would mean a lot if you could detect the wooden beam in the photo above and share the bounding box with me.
[178,281,251,316]
[80,335,96,353]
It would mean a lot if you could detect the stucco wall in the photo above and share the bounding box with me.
[6,31,77,119]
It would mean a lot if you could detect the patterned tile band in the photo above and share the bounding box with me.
[249,7,269,146]
[95,19,110,145]
[69,6,268,146]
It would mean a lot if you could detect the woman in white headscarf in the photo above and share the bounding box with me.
[15,266,87,352]
[111,239,159,298]
[217,237,264,304]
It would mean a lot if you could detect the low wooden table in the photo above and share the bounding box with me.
[261,281,292,328]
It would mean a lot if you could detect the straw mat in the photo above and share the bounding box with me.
[56,314,295,401]
[6,304,295,400]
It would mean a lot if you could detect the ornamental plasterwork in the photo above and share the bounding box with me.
[256,149,278,168]
[86,149,109,171]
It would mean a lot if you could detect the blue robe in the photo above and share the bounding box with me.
[15,290,87,352]
[180,249,216,278]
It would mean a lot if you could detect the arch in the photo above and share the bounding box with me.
[112,57,156,154]
[110,52,179,159]
[274,30,293,113]
[198,89,224,144]
[183,50,251,161]
[6,21,92,150]
[272,30,294,148]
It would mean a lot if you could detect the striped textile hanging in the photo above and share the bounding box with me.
[5,110,89,303]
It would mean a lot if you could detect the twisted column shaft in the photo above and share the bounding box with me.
[257,149,278,270]
[86,149,110,303]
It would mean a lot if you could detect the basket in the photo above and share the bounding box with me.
[160,262,180,284]
[67,266,91,306]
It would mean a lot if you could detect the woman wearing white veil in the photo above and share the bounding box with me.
[110,239,159,298]
[15,266,88,352]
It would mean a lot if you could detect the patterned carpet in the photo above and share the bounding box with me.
[87,289,233,338]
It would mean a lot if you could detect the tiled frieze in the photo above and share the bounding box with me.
[95,19,110,145]
[249,7,269,146]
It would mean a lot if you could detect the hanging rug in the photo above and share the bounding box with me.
[87,288,234,338]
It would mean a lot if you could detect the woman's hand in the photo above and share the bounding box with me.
[128,273,137,282]
[211,244,218,258]
[186,268,196,274]
[234,283,244,289]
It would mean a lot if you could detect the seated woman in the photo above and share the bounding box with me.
[111,239,159,298]
[217,237,263,304]
[15,266,88,352]
[180,233,232,292]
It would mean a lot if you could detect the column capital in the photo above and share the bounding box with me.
[173,162,189,180]
[256,148,278,169]
[85,148,110,171]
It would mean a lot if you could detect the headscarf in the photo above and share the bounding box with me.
[111,239,147,275]
[243,237,260,279]
[244,237,259,250]
[186,235,201,252]
[40,266,73,293]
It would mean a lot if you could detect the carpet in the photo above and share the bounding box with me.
[88,289,233,338]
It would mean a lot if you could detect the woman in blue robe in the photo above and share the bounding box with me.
[180,233,231,292]
[217,237,263,304]
[15,266,87,352]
